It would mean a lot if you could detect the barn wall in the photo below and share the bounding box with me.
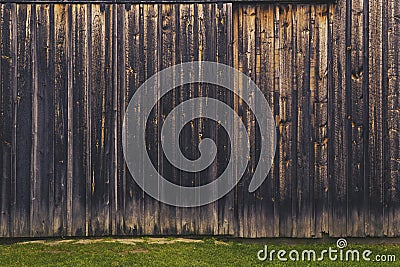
[0,1,399,238]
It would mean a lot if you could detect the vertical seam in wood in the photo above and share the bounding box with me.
[11,3,17,238]
[362,0,370,237]
[86,3,92,236]
[30,4,38,237]
[112,3,118,235]
[381,0,389,236]
[66,4,73,237]
[345,0,352,236]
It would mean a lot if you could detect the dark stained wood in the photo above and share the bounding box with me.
[368,0,385,237]
[115,3,125,235]
[0,3,13,237]
[329,0,348,238]
[294,5,312,238]
[121,4,144,235]
[31,4,54,236]
[347,0,366,237]
[66,3,73,236]
[387,0,400,237]
[14,4,33,236]
[312,4,329,238]
[158,3,179,235]
[0,2,398,238]
[239,5,258,238]
[110,3,118,235]
[142,4,160,235]
[216,3,234,236]
[278,5,295,237]
[256,4,276,238]
[198,3,218,236]
[233,5,244,237]
[89,4,112,235]
[71,4,88,236]
[382,0,390,237]
[53,4,68,236]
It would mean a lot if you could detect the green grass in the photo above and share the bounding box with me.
[0,237,399,266]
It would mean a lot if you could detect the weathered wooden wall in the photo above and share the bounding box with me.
[0,1,399,238]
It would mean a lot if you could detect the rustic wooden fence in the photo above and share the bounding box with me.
[0,1,399,238]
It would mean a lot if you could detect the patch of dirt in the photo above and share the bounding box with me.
[45,240,75,246]
[17,240,46,245]
[147,238,203,244]
[214,240,230,246]
[74,239,106,244]
[14,237,205,246]
[105,239,145,245]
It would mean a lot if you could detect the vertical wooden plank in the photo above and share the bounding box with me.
[347,0,366,237]
[71,4,88,236]
[232,3,239,237]
[0,3,13,237]
[177,3,197,235]
[104,3,113,236]
[290,4,299,238]
[255,5,277,238]
[198,3,218,236]
[10,3,17,237]
[329,0,348,237]
[381,0,390,237]
[277,5,295,237]
[89,3,101,235]
[122,4,143,235]
[253,4,263,237]
[239,4,257,238]
[271,5,280,238]
[115,3,123,235]
[158,3,178,235]
[313,5,329,237]
[143,4,160,235]
[111,3,118,236]
[368,0,385,237]
[387,0,400,236]
[48,3,55,237]
[14,4,33,237]
[216,3,235,236]
[31,4,54,236]
[30,3,38,238]
[361,0,370,239]
[308,5,317,238]
[53,4,68,236]
[233,4,244,237]
[66,3,73,236]
[85,3,92,236]
[89,4,111,235]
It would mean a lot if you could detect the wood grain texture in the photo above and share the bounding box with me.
[347,0,365,237]
[329,0,347,238]
[313,5,329,237]
[368,0,385,237]
[53,4,68,236]
[0,3,13,237]
[387,0,400,237]
[0,3,398,238]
